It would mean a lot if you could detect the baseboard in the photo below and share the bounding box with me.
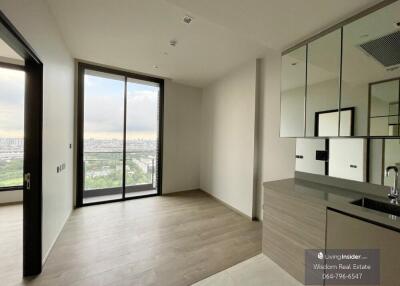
[199,189,256,221]
[42,208,72,265]
[0,201,22,207]
[162,188,201,195]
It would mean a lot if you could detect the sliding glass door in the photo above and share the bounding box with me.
[77,63,163,206]
[125,79,159,198]
[82,70,125,203]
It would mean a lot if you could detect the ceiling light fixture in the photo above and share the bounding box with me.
[153,65,159,69]
[170,40,177,47]
[183,15,193,24]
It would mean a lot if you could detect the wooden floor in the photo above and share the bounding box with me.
[4,190,261,286]
[0,203,22,286]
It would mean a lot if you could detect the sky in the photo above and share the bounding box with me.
[84,73,159,140]
[0,68,159,140]
[0,67,25,138]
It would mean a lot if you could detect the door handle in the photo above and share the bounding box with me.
[24,173,31,190]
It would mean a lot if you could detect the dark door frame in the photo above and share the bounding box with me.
[76,62,164,207]
[0,11,43,276]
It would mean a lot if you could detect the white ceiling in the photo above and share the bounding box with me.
[46,0,381,87]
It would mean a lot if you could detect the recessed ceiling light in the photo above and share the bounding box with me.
[169,40,177,47]
[183,15,193,24]
[153,65,159,69]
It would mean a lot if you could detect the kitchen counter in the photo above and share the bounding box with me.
[263,178,400,231]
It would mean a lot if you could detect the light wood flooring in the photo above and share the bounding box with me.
[0,203,23,285]
[2,190,261,286]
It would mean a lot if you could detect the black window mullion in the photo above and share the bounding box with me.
[122,76,127,199]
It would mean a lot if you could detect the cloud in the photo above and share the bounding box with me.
[0,68,25,136]
[84,75,159,137]
[126,88,158,133]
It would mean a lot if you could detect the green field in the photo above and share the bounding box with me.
[0,152,155,190]
[84,152,154,190]
[0,158,23,187]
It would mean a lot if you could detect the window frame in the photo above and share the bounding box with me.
[76,62,164,207]
[0,62,25,192]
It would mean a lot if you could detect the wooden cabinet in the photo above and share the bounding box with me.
[326,209,400,286]
[263,189,326,284]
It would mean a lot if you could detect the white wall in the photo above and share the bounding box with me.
[257,50,296,219]
[199,52,297,220]
[0,0,74,261]
[200,61,257,218]
[163,80,202,193]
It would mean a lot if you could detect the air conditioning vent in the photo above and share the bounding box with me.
[359,30,400,67]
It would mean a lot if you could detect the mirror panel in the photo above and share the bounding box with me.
[306,29,341,137]
[369,79,400,136]
[341,1,400,136]
[296,138,400,188]
[280,46,306,137]
[383,139,400,186]
[370,80,399,117]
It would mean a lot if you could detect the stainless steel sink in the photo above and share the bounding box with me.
[351,198,400,217]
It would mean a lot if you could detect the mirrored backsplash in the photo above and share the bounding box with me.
[281,1,400,138]
[296,138,400,187]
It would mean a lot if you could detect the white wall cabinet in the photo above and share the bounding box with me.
[295,138,326,175]
[329,139,366,182]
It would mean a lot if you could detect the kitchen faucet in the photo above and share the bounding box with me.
[385,166,399,204]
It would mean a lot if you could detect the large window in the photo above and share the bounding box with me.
[0,66,25,190]
[78,63,163,205]
[125,78,160,198]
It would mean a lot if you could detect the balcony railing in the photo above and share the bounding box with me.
[0,151,23,191]
[83,151,156,198]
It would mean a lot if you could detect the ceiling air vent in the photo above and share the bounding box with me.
[359,30,400,68]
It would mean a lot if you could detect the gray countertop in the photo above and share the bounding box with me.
[263,178,400,231]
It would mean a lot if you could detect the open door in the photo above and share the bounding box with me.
[0,11,43,276]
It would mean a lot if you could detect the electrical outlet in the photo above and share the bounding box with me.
[57,163,66,173]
